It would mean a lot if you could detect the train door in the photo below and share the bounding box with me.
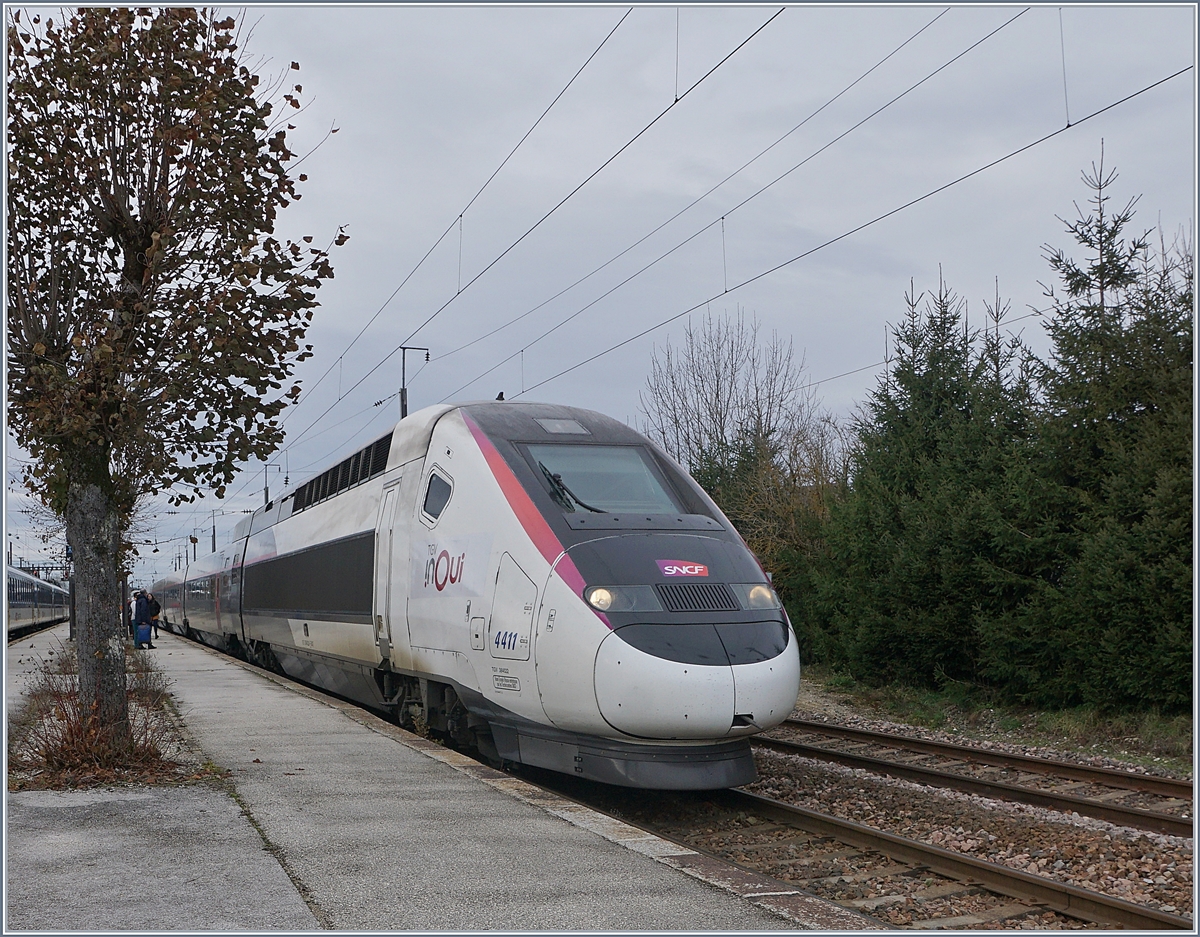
[212,554,226,633]
[488,553,536,662]
[218,561,233,637]
[373,481,401,660]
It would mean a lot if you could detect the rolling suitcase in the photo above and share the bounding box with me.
[135,623,152,646]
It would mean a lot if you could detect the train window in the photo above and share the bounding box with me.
[525,445,682,515]
[371,434,392,476]
[287,431,393,515]
[535,418,590,435]
[423,471,452,520]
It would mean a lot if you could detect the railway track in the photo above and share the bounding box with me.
[756,720,1194,838]
[525,771,1193,930]
[723,788,1191,929]
[162,626,1193,929]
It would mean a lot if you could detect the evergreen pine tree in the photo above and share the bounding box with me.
[819,279,1033,687]
[979,158,1193,711]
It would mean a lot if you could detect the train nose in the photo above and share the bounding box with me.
[592,620,799,740]
[593,627,735,739]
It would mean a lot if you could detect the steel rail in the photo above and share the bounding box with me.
[724,789,1194,930]
[160,622,1190,929]
[754,736,1193,837]
[783,719,1194,798]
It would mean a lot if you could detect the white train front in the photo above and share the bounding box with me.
[153,402,801,788]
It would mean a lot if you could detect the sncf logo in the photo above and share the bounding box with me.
[657,560,709,577]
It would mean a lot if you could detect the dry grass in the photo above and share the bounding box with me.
[803,664,1193,775]
[8,641,225,790]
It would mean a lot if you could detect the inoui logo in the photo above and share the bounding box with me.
[656,560,709,577]
[424,547,466,591]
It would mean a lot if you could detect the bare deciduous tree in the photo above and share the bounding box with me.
[639,310,845,575]
[641,309,801,472]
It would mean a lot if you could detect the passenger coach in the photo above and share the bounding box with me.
[7,566,70,641]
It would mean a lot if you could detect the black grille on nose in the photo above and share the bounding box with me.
[656,582,739,613]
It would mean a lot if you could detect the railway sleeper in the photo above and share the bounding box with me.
[913,901,1040,930]
[797,862,917,887]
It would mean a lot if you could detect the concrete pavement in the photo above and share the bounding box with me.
[5,623,872,931]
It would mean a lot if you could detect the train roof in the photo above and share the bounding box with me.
[5,565,69,592]
[456,401,643,446]
[229,401,643,547]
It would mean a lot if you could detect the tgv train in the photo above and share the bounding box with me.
[7,566,70,641]
[153,402,801,788]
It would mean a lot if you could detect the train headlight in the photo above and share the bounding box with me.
[732,582,783,610]
[585,585,663,612]
[587,587,615,611]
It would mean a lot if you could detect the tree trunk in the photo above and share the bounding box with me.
[65,480,130,748]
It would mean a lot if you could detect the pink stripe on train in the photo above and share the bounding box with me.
[461,411,609,628]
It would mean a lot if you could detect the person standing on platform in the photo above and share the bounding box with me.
[146,591,161,640]
[132,590,154,649]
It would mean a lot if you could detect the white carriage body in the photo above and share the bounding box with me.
[155,402,800,789]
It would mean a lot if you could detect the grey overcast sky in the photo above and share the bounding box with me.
[5,3,1196,583]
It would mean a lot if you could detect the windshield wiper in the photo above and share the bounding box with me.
[538,461,605,513]
[538,461,574,512]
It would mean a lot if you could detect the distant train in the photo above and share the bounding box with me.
[7,566,70,641]
[153,402,801,789]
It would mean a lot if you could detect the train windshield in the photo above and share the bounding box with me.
[526,444,682,514]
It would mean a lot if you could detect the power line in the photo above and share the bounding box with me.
[396,6,785,347]
[430,7,952,369]
[166,16,799,528]
[285,7,785,451]
[283,8,632,422]
[512,65,1193,399]
[808,307,1047,390]
[443,7,1026,401]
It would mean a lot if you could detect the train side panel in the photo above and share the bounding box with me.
[6,567,70,639]
[240,484,382,665]
[403,413,534,712]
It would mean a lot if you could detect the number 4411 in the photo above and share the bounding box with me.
[494,630,519,650]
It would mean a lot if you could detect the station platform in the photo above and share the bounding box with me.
[6,624,873,931]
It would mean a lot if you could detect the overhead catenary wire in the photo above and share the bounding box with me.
[393,6,784,347]
[807,307,1048,391]
[131,20,1180,563]
[510,64,1193,400]
[427,7,950,368]
[441,7,1024,401]
[284,7,785,450]
[18,308,1053,569]
[282,7,632,422]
